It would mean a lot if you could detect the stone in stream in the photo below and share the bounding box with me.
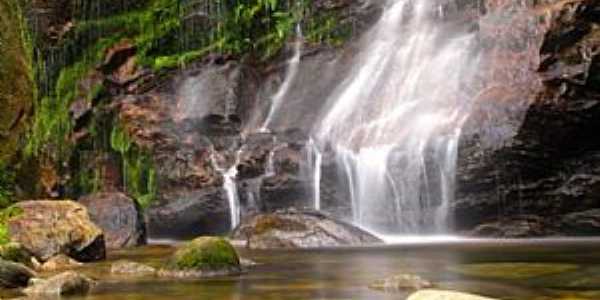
[79,192,147,249]
[0,259,36,288]
[7,200,106,262]
[231,210,382,249]
[369,274,433,292]
[407,290,498,300]
[23,271,95,297]
[159,236,241,278]
[111,260,156,276]
[36,254,83,272]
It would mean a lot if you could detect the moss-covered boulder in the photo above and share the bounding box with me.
[159,237,240,278]
[7,200,105,262]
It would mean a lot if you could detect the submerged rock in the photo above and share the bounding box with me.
[23,271,94,296]
[407,290,498,300]
[231,210,382,249]
[369,274,433,292]
[7,200,106,262]
[36,255,82,272]
[111,260,156,276]
[159,236,241,278]
[79,192,146,249]
[0,259,35,288]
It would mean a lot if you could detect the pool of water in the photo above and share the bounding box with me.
[58,239,600,299]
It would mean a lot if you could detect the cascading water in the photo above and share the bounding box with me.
[210,149,243,229]
[261,24,303,132]
[314,0,482,235]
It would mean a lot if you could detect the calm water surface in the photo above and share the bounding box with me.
[61,239,600,300]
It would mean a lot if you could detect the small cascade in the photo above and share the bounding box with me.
[261,23,303,132]
[210,148,243,229]
[306,138,323,211]
[314,0,481,234]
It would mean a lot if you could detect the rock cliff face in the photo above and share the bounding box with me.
[5,0,600,238]
[455,0,600,235]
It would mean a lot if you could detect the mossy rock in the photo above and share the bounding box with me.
[171,237,239,271]
[160,237,240,278]
[0,242,31,265]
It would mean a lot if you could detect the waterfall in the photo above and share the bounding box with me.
[314,0,481,234]
[210,149,243,230]
[261,24,303,132]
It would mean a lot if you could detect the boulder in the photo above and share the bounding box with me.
[79,192,146,249]
[231,210,382,249]
[36,255,82,272]
[0,259,35,288]
[111,260,156,276]
[369,274,433,292]
[23,271,94,296]
[159,236,241,278]
[7,200,106,262]
[0,243,31,265]
[407,290,498,300]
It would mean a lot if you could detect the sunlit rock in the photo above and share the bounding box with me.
[407,290,498,300]
[111,260,156,276]
[23,271,95,297]
[7,201,105,262]
[369,274,433,292]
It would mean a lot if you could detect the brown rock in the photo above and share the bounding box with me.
[37,255,82,272]
[8,200,106,262]
[79,192,146,249]
[23,271,94,296]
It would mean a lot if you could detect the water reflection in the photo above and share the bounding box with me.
[61,239,600,300]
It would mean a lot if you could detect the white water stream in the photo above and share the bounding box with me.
[313,0,482,234]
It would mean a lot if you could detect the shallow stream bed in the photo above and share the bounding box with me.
[65,239,600,299]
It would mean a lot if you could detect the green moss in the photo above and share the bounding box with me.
[0,206,23,245]
[0,0,35,162]
[171,237,240,270]
[110,124,156,209]
[0,163,16,209]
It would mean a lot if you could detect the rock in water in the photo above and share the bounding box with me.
[7,200,106,262]
[37,254,83,272]
[111,260,156,276]
[79,192,146,249]
[369,274,433,292]
[23,271,94,296]
[231,210,382,249]
[0,259,35,288]
[407,290,498,300]
[159,237,241,278]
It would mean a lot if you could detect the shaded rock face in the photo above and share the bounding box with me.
[0,259,35,288]
[231,210,382,249]
[8,201,106,262]
[455,0,600,234]
[78,192,146,249]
